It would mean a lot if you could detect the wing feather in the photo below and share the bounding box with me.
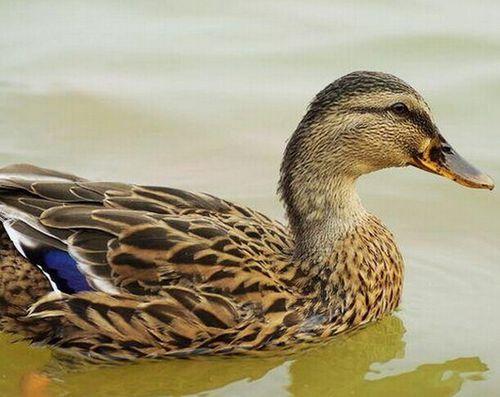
[24,288,252,359]
[0,164,294,306]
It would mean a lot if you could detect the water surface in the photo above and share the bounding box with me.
[0,1,499,396]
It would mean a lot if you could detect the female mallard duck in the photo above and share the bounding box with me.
[0,71,494,361]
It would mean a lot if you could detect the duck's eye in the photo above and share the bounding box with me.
[391,102,409,115]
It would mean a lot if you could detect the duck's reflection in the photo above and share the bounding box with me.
[287,316,487,397]
[9,315,487,397]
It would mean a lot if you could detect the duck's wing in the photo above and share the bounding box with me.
[0,164,294,307]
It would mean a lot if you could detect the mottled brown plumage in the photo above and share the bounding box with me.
[0,71,493,361]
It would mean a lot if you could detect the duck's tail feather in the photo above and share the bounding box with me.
[0,226,53,338]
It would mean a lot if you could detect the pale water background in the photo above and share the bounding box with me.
[0,1,499,396]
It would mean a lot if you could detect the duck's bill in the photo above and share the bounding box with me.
[410,136,494,190]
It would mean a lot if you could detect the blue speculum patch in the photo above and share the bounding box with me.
[41,250,91,293]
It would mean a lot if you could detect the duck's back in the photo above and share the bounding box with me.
[0,164,298,359]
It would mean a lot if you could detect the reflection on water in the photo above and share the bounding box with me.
[0,316,487,397]
[287,317,487,397]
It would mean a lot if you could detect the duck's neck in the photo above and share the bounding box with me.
[284,174,403,325]
[292,175,368,261]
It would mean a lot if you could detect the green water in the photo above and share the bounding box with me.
[0,1,499,396]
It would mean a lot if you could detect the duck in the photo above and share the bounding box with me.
[0,71,494,362]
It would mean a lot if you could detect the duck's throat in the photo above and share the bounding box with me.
[291,177,368,261]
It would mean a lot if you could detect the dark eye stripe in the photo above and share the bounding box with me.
[351,106,437,138]
[407,111,438,138]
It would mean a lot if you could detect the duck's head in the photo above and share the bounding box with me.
[280,71,494,237]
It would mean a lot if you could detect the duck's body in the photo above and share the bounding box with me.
[0,164,402,360]
[0,72,492,361]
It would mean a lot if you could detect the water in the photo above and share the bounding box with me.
[0,1,499,396]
